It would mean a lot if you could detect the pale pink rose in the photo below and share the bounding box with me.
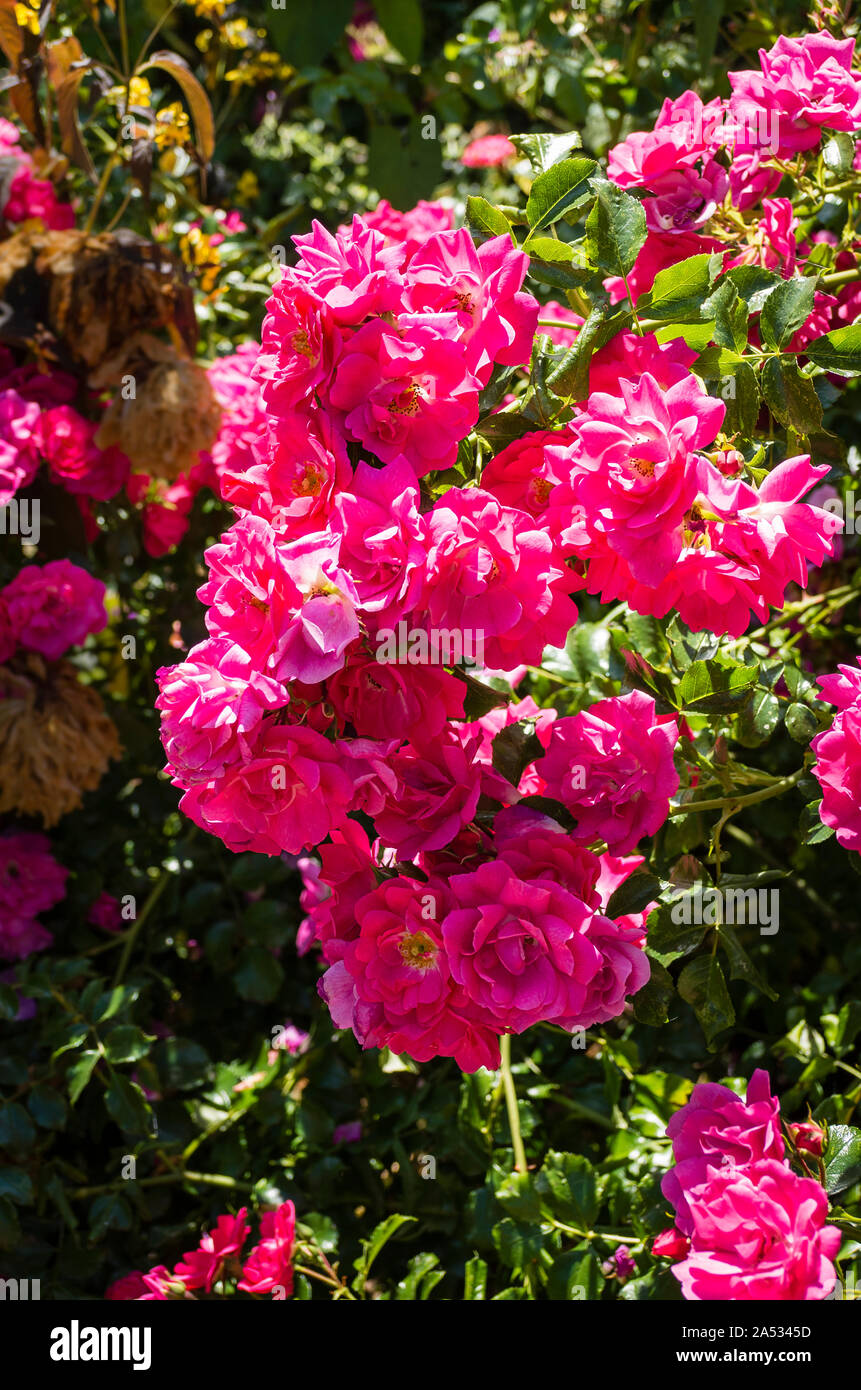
[0,389,41,504]
[156,637,287,788]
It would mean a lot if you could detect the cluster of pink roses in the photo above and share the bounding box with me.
[106,1200,296,1300]
[653,1071,840,1300]
[0,118,74,231]
[812,658,861,851]
[485,376,837,638]
[0,831,67,963]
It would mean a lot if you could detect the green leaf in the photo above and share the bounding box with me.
[716,924,778,1001]
[103,1025,153,1064]
[534,1151,600,1227]
[373,0,424,65]
[759,277,817,351]
[703,280,749,352]
[667,617,719,668]
[801,798,834,845]
[546,302,606,401]
[0,983,18,1020]
[644,253,719,322]
[821,131,855,174]
[234,945,285,1004]
[0,1167,33,1205]
[734,688,780,746]
[606,870,662,919]
[104,1074,150,1134]
[353,1214,416,1289]
[723,264,782,311]
[805,323,861,376]
[646,898,707,961]
[88,1193,132,1242]
[267,0,354,67]
[27,1084,68,1130]
[67,1050,99,1105]
[466,196,513,242]
[722,359,761,437]
[584,179,646,279]
[785,702,820,744]
[677,956,735,1047]
[761,356,823,433]
[525,157,597,234]
[154,1037,211,1090]
[510,131,581,173]
[463,1254,488,1300]
[492,1217,547,1269]
[632,960,675,1026]
[367,121,443,209]
[547,1249,599,1300]
[824,1126,861,1195]
[678,658,759,714]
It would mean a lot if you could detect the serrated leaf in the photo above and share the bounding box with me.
[525,157,597,234]
[759,277,817,351]
[677,956,735,1047]
[511,131,581,173]
[824,1126,861,1195]
[466,195,513,242]
[805,323,861,376]
[584,179,646,279]
[761,356,823,433]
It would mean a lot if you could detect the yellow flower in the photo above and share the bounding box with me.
[13,0,39,36]
[235,170,259,204]
[179,226,221,293]
[153,102,191,150]
[107,76,152,109]
[190,0,228,16]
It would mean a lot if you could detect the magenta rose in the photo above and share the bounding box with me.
[3,559,107,660]
[673,1160,841,1301]
[440,859,606,1033]
[0,832,67,917]
[540,690,680,854]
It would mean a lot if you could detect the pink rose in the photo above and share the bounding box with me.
[0,389,41,504]
[441,859,607,1033]
[0,832,67,917]
[540,691,680,853]
[238,1201,296,1297]
[673,1160,841,1301]
[157,638,287,788]
[3,559,107,660]
[461,135,516,167]
[662,1069,785,1232]
[729,33,861,155]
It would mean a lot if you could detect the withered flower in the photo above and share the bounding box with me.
[94,338,222,480]
[0,654,121,827]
